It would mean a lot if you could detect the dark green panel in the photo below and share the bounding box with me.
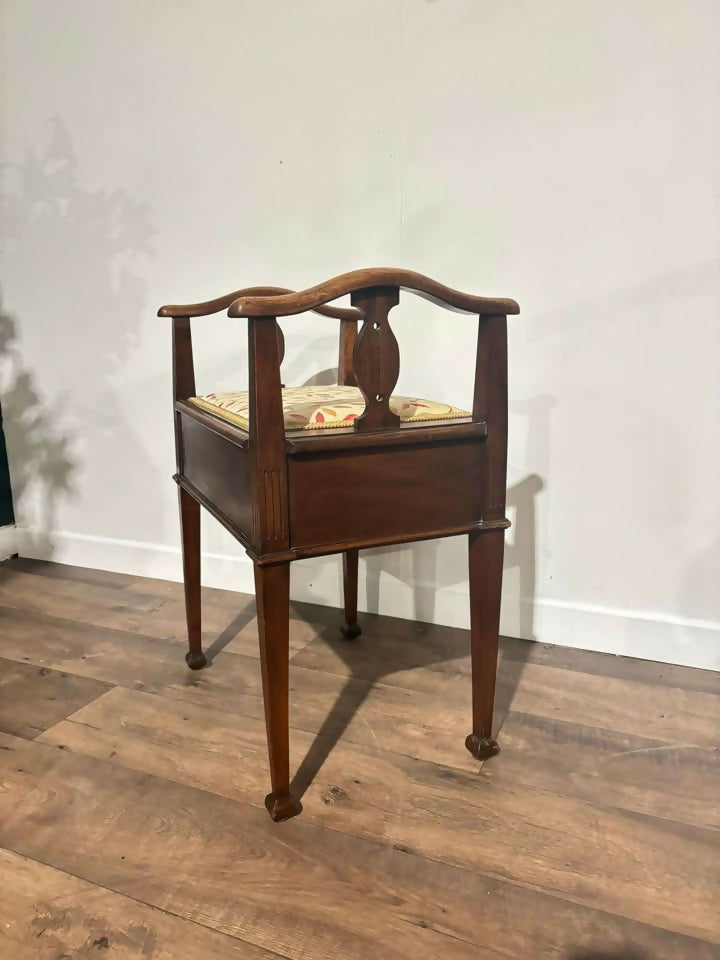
[0,405,14,526]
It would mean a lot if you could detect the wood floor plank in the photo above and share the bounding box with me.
[500,637,720,696]
[0,567,176,632]
[292,612,720,695]
[2,560,717,957]
[124,575,257,611]
[38,686,720,943]
[0,656,109,739]
[6,557,717,694]
[0,568,316,658]
[488,710,720,830]
[0,559,333,645]
[0,606,481,771]
[0,847,283,960]
[1,556,142,589]
[0,732,713,960]
[0,566,246,642]
[222,615,323,660]
[0,605,209,688]
[2,602,717,779]
[44,679,718,835]
[505,661,719,747]
[293,630,719,748]
[123,575,336,624]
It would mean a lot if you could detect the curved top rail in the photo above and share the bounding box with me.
[158,286,361,321]
[227,268,520,318]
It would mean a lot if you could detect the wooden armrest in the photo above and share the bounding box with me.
[227,268,520,317]
[159,286,361,321]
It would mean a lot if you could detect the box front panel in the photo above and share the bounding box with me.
[288,441,485,549]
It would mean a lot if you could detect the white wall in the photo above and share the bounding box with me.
[1,0,718,668]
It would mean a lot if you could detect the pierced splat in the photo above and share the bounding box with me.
[350,286,401,432]
[338,318,358,386]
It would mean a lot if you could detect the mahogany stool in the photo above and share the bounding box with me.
[159,269,519,821]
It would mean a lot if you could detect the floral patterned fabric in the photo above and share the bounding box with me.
[189,385,470,431]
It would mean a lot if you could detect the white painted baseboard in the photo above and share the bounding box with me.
[0,524,18,561]
[14,527,720,671]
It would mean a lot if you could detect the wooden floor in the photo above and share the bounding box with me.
[0,557,717,959]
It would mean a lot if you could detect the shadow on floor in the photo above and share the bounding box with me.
[203,608,257,664]
[185,570,538,801]
[284,599,541,800]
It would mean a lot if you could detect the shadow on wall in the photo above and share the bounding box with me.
[0,119,153,555]
[0,299,75,555]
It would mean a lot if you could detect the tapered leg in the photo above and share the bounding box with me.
[179,487,206,670]
[255,560,302,822]
[340,549,361,639]
[465,529,504,760]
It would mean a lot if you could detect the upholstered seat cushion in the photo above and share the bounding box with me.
[189,385,470,431]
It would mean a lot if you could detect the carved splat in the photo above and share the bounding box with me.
[350,286,401,432]
[338,318,358,386]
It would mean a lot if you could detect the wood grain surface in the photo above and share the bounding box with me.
[0,556,717,960]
